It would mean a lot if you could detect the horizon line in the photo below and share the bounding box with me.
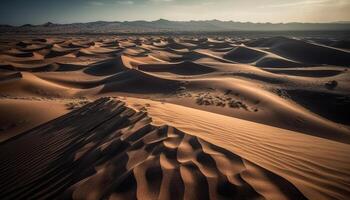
[3,19,350,27]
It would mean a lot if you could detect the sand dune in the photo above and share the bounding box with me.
[263,67,344,77]
[126,97,350,200]
[83,57,127,76]
[255,57,305,68]
[246,37,350,66]
[0,98,311,200]
[138,61,216,75]
[0,35,350,199]
[1,35,349,137]
[0,98,69,142]
[223,46,267,63]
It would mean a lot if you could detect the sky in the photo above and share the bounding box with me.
[1,0,350,25]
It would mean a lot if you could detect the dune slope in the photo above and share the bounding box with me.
[1,35,350,200]
[126,97,350,200]
[0,98,309,200]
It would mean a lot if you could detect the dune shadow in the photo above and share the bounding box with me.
[0,97,307,200]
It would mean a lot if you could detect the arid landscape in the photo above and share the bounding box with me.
[0,32,349,199]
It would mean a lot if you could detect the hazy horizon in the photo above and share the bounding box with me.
[1,0,350,25]
[4,18,350,27]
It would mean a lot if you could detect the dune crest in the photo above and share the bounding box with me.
[1,35,350,199]
[0,98,309,200]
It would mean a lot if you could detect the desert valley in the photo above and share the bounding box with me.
[2,0,350,192]
[0,31,349,199]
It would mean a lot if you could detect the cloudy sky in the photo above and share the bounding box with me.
[1,0,349,25]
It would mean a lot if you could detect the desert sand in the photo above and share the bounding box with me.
[0,35,349,199]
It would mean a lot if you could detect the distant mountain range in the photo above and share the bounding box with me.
[1,19,350,34]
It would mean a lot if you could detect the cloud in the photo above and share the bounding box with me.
[149,0,174,3]
[262,0,331,8]
[116,0,134,5]
[88,1,105,6]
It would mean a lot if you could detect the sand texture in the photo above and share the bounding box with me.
[0,35,349,199]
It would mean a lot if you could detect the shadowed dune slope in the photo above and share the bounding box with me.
[223,46,267,63]
[263,68,344,77]
[83,57,128,76]
[99,69,183,94]
[0,63,59,72]
[255,57,304,68]
[138,61,216,75]
[0,98,307,200]
[247,37,350,66]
